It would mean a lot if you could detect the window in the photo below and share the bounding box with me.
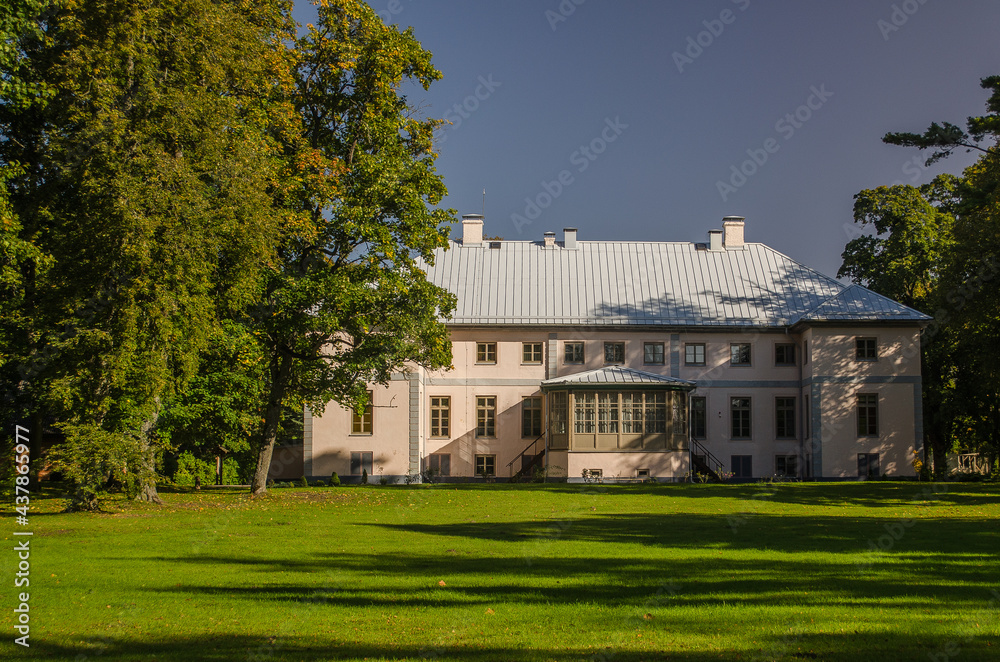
[804,340,809,364]
[775,343,796,366]
[430,396,450,438]
[804,395,811,439]
[522,342,543,364]
[856,337,878,361]
[731,455,752,478]
[857,393,878,436]
[645,392,667,434]
[564,342,584,364]
[475,454,496,477]
[574,393,596,433]
[858,453,880,479]
[775,397,796,439]
[643,342,665,365]
[476,342,497,364]
[522,396,543,437]
[476,396,496,437]
[550,392,568,434]
[622,392,644,434]
[597,393,619,434]
[690,396,707,439]
[775,454,798,477]
[604,342,625,364]
[685,343,706,366]
[350,451,373,476]
[427,453,451,477]
[730,343,751,366]
[636,469,650,479]
[351,391,373,434]
[731,397,751,438]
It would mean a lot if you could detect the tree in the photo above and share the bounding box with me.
[840,75,1000,472]
[246,0,455,495]
[2,0,297,508]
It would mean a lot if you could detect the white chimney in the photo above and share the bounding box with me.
[462,214,484,245]
[722,216,745,249]
[563,227,578,249]
[708,229,723,251]
[544,231,556,248]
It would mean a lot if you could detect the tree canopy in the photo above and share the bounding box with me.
[840,75,1000,472]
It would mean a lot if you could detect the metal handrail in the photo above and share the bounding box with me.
[506,433,545,470]
[690,437,726,475]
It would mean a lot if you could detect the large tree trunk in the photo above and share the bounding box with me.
[135,403,163,504]
[251,352,294,496]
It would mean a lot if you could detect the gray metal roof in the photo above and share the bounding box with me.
[541,366,696,389]
[419,239,931,328]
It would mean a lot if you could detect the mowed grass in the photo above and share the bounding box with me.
[2,482,999,661]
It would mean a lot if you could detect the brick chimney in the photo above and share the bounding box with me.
[722,216,745,249]
[462,214,484,245]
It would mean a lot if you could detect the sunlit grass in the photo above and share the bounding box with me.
[2,482,998,660]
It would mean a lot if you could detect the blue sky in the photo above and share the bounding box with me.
[293,0,1000,279]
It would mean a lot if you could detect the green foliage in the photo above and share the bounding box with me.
[298,475,309,488]
[330,471,341,487]
[842,74,1000,467]
[361,468,368,485]
[170,451,240,487]
[48,422,145,510]
[247,0,456,494]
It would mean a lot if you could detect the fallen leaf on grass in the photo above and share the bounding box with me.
[438,580,447,586]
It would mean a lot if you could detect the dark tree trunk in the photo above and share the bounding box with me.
[134,404,163,504]
[251,352,294,496]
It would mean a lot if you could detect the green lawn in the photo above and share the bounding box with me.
[3,482,999,661]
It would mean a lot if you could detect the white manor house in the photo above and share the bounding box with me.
[280,215,928,483]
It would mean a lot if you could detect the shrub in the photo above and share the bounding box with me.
[361,468,368,484]
[298,475,309,488]
[314,479,325,487]
[329,472,341,487]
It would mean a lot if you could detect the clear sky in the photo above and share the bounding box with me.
[293,0,1000,279]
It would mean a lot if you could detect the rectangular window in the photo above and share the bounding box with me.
[775,454,798,477]
[604,342,625,364]
[621,392,643,434]
[731,397,751,438]
[522,342,543,364]
[476,396,496,437]
[685,343,706,366]
[550,391,568,435]
[475,454,496,477]
[350,451,373,476]
[731,455,752,478]
[636,469,650,479]
[646,392,667,434]
[858,453,880,479]
[643,342,665,365]
[775,343,796,366]
[690,396,707,439]
[804,340,809,364]
[351,391,373,435]
[730,343,752,366]
[476,342,497,364]
[856,337,878,361]
[597,393,619,434]
[804,394,811,439]
[574,393,596,434]
[775,397,796,439]
[857,393,878,436]
[564,342,584,364]
[430,396,450,438]
[522,396,543,437]
[427,453,451,477]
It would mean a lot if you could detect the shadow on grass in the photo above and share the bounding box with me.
[18,628,1000,662]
